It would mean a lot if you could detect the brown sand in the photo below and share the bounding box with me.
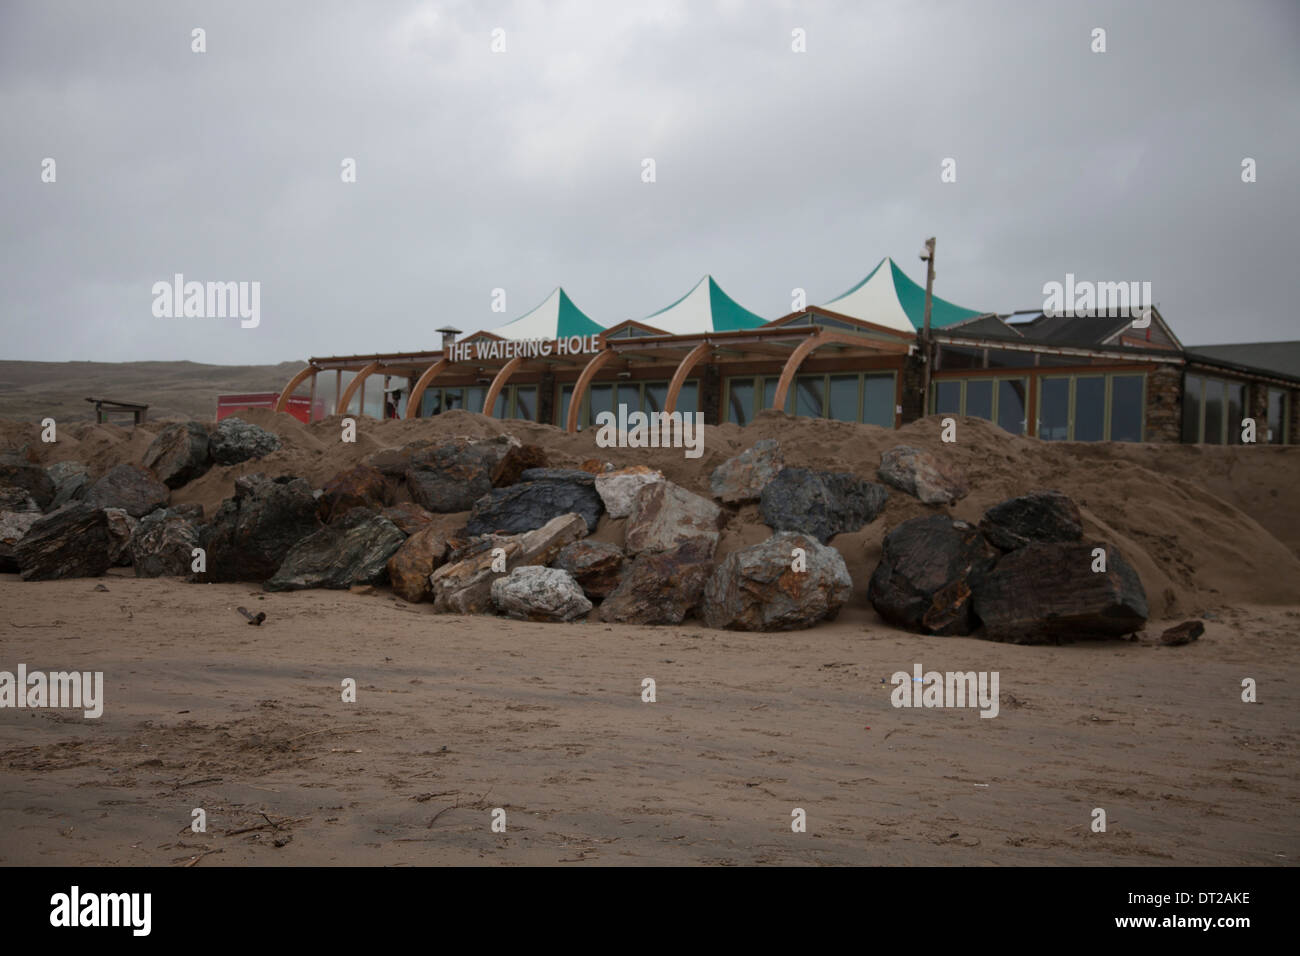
[2,410,1298,865]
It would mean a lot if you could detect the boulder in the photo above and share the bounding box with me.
[972,541,1149,644]
[701,532,852,631]
[265,508,405,591]
[381,502,437,535]
[465,474,603,536]
[595,465,665,518]
[104,508,138,566]
[142,421,211,489]
[431,513,587,614]
[979,490,1084,552]
[552,540,625,600]
[0,511,42,572]
[491,443,548,487]
[46,461,90,509]
[199,473,322,582]
[318,464,394,522]
[386,525,450,602]
[709,439,783,504]
[867,515,998,636]
[14,504,113,581]
[598,540,715,625]
[624,481,722,556]
[491,566,593,622]
[877,445,969,506]
[0,486,40,513]
[518,467,596,485]
[130,507,202,577]
[759,467,888,543]
[83,463,169,518]
[209,417,281,465]
[401,437,518,512]
[0,452,55,509]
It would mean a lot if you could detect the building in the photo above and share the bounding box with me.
[274,259,1299,445]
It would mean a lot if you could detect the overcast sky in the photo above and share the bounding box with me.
[3,0,1297,365]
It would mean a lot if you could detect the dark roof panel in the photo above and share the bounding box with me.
[1186,342,1300,380]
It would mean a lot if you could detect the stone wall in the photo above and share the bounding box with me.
[1144,364,1183,443]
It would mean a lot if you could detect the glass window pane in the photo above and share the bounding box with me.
[492,392,508,419]
[934,380,962,415]
[1204,379,1224,444]
[828,375,859,422]
[965,379,993,421]
[442,388,464,411]
[728,379,754,425]
[1182,375,1203,442]
[421,388,440,417]
[939,346,982,369]
[589,384,614,423]
[1074,377,1106,441]
[761,378,793,414]
[617,383,641,415]
[863,373,895,427]
[645,382,667,415]
[987,349,1035,368]
[559,384,573,428]
[997,379,1027,434]
[1268,388,1285,444]
[1039,378,1070,440]
[1108,374,1142,442]
[676,381,698,414]
[1227,382,1245,445]
[513,386,536,421]
[795,376,824,418]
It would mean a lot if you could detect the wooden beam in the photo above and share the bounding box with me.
[566,349,617,434]
[336,360,382,416]
[273,364,318,413]
[405,358,450,420]
[482,356,524,416]
[769,331,892,411]
[663,342,713,415]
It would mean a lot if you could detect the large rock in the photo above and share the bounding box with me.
[318,464,394,522]
[209,417,281,465]
[381,502,437,535]
[265,508,405,591]
[386,525,450,602]
[46,461,90,509]
[142,421,211,489]
[867,515,998,636]
[979,490,1084,552]
[701,532,852,631]
[759,467,888,543]
[130,507,202,577]
[552,540,625,600]
[518,467,596,485]
[401,437,518,513]
[491,566,592,622]
[14,504,113,581]
[491,443,548,487]
[624,481,722,556]
[972,541,1149,644]
[83,463,169,518]
[199,473,322,582]
[877,445,969,506]
[431,513,587,614]
[0,486,40,514]
[0,452,55,509]
[465,474,603,536]
[595,465,665,518]
[709,439,783,504]
[104,508,138,566]
[0,511,42,572]
[598,540,715,625]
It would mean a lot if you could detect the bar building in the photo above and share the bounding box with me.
[276,258,1299,445]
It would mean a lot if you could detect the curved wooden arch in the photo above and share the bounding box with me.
[663,342,713,415]
[336,360,382,416]
[273,364,317,413]
[482,356,524,417]
[565,349,617,434]
[770,331,904,411]
[404,358,450,419]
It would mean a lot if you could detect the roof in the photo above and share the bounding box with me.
[1186,342,1300,381]
[821,257,984,333]
[1010,312,1134,347]
[636,275,767,335]
[485,287,604,340]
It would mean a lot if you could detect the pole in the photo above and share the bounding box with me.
[920,237,936,416]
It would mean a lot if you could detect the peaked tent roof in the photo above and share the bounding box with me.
[637,276,768,335]
[821,257,984,333]
[485,287,605,340]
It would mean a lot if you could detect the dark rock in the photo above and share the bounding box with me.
[46,461,90,509]
[709,439,783,503]
[1160,620,1205,646]
[386,525,450,602]
[0,511,42,572]
[130,507,202,577]
[552,540,625,600]
[979,490,1083,552]
[624,481,721,556]
[381,502,437,535]
[403,438,518,512]
[142,421,211,489]
[702,532,852,631]
[465,476,603,536]
[318,464,394,522]
[598,540,715,625]
[0,486,40,513]
[491,566,592,622]
[491,444,548,487]
[14,504,113,580]
[760,467,889,543]
[517,467,596,485]
[104,508,137,566]
[84,463,170,518]
[868,515,998,636]
[877,445,969,506]
[199,473,322,582]
[0,452,55,509]
[265,508,405,591]
[209,417,281,465]
[972,541,1149,644]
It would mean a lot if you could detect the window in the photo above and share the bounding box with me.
[1183,374,1246,444]
[1226,382,1245,445]
[1033,373,1145,441]
[1073,377,1106,441]
[724,372,896,426]
[1038,377,1070,441]
[965,379,993,421]
[1268,388,1290,444]
[1182,374,1203,443]
[562,379,696,429]
[934,381,961,415]
[930,376,1029,434]
[1109,375,1143,442]
[938,346,982,369]
[987,349,1035,368]
[997,379,1028,434]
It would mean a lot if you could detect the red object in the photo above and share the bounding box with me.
[216,392,324,424]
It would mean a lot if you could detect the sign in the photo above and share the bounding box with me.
[446,335,602,362]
